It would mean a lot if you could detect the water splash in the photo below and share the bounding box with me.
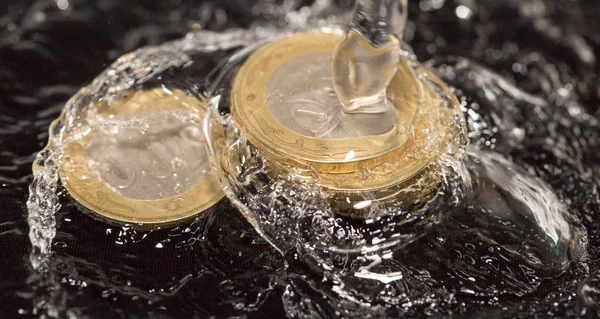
[18,1,598,317]
[25,27,284,318]
[277,149,587,317]
[205,29,468,254]
[202,8,589,318]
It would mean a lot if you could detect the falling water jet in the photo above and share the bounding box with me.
[332,0,407,114]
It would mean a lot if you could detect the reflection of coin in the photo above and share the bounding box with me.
[59,88,224,227]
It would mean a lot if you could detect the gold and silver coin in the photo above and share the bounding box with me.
[59,88,224,227]
[231,32,467,216]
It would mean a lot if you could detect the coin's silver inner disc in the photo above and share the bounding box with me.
[265,53,398,139]
[86,114,208,200]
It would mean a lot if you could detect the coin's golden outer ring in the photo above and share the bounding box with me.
[232,32,466,192]
[58,89,224,227]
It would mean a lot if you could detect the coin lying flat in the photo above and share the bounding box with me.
[59,88,224,227]
[231,32,466,193]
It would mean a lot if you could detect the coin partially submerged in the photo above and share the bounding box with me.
[230,32,467,218]
[59,88,224,227]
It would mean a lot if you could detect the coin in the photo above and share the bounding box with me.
[231,32,467,197]
[59,88,224,227]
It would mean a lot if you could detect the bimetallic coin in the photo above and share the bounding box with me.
[59,88,224,227]
[229,32,468,218]
[231,32,467,194]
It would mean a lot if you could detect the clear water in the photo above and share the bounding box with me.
[331,0,407,112]
[1,0,599,318]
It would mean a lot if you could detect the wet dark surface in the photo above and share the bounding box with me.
[1,0,600,318]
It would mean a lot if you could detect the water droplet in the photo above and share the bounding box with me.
[170,157,187,171]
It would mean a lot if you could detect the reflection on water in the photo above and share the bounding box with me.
[0,0,596,318]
